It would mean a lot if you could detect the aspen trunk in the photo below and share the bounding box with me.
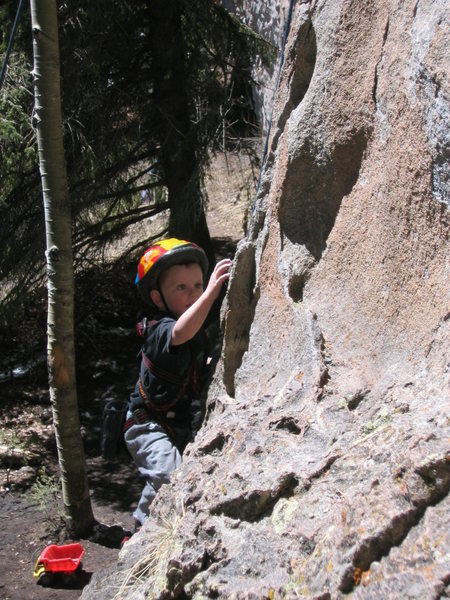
[30,0,94,536]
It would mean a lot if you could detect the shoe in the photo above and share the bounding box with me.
[120,520,142,548]
[91,522,131,549]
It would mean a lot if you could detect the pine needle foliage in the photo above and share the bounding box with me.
[0,0,272,326]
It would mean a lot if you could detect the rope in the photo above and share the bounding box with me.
[247,0,295,234]
[0,0,25,90]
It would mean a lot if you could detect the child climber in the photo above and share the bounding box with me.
[124,238,231,529]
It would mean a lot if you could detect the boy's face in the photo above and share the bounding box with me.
[150,262,204,317]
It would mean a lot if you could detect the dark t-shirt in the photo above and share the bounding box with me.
[129,315,207,427]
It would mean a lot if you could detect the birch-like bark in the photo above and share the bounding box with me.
[30,0,94,536]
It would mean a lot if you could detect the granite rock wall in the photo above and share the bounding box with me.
[82,0,449,597]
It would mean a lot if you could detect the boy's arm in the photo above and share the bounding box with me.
[170,258,231,346]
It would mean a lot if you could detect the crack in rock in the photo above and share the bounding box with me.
[166,542,228,599]
[195,431,230,456]
[268,414,307,435]
[339,453,450,593]
[209,471,298,522]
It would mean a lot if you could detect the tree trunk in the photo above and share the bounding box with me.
[30,0,95,537]
[147,0,215,265]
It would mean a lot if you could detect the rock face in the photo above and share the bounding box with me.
[224,0,291,129]
[82,0,449,598]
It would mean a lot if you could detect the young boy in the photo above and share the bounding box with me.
[124,238,231,528]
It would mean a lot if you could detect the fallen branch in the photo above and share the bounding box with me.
[0,445,38,467]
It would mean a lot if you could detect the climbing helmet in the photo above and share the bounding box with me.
[135,238,208,304]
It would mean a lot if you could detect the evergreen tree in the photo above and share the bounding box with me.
[1,0,271,319]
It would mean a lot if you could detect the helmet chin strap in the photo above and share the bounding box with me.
[156,283,171,314]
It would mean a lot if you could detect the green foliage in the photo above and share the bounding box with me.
[24,467,65,528]
[0,0,271,325]
[0,428,27,460]
[0,5,36,191]
[0,47,44,325]
[25,467,60,511]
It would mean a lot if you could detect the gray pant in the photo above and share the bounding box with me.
[125,419,182,524]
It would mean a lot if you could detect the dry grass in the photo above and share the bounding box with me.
[113,515,181,599]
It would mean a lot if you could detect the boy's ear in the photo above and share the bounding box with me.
[150,289,164,309]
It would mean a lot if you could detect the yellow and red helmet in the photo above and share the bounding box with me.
[135,238,208,304]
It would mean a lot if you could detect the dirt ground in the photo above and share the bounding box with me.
[0,330,141,600]
[0,157,251,599]
[0,481,135,600]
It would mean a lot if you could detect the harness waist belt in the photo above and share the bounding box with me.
[123,405,177,433]
[123,408,150,431]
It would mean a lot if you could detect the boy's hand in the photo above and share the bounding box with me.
[205,258,232,301]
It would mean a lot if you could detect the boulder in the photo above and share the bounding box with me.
[82,0,449,597]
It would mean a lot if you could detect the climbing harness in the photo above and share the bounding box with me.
[123,318,202,440]
[102,317,202,458]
